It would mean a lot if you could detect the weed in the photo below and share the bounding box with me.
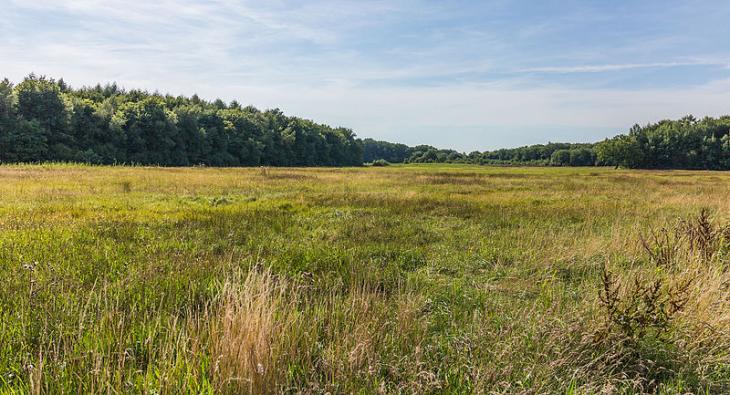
[576,210,730,392]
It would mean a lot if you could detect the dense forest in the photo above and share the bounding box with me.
[2,75,730,169]
[0,75,362,166]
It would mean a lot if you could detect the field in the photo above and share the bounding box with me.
[1,164,729,394]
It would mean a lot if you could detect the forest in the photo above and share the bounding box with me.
[2,75,730,169]
[0,75,362,166]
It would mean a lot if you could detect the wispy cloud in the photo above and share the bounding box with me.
[2,0,730,150]
[517,61,723,74]
[248,78,730,151]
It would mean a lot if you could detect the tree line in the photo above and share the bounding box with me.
[595,116,730,169]
[3,75,730,169]
[0,75,362,166]
[364,116,730,169]
[363,139,597,166]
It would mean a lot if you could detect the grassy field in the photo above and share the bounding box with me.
[1,164,729,394]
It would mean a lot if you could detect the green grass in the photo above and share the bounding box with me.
[1,164,729,393]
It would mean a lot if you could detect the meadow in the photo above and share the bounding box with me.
[1,164,729,394]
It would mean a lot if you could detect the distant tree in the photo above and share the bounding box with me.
[467,151,482,163]
[113,98,180,165]
[219,109,263,165]
[446,151,463,162]
[721,134,730,169]
[362,138,411,163]
[15,75,72,161]
[174,105,206,165]
[550,149,571,166]
[568,148,595,166]
[213,99,227,110]
[0,79,16,162]
[68,97,125,164]
[3,119,48,162]
[596,135,643,168]
[199,110,235,166]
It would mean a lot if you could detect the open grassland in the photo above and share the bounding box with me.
[1,164,729,394]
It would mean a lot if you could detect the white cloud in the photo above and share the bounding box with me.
[518,61,723,74]
[206,78,730,151]
[3,0,730,151]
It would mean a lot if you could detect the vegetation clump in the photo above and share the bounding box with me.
[370,159,390,167]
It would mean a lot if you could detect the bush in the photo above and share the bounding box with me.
[370,159,390,167]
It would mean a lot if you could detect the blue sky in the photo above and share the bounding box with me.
[2,0,730,151]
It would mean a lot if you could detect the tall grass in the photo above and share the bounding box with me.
[210,268,285,393]
[551,211,730,393]
[1,164,730,392]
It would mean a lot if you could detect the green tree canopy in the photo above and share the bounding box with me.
[0,74,365,166]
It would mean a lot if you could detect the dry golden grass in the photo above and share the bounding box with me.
[210,268,286,393]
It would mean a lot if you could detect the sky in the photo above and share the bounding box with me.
[2,0,730,151]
